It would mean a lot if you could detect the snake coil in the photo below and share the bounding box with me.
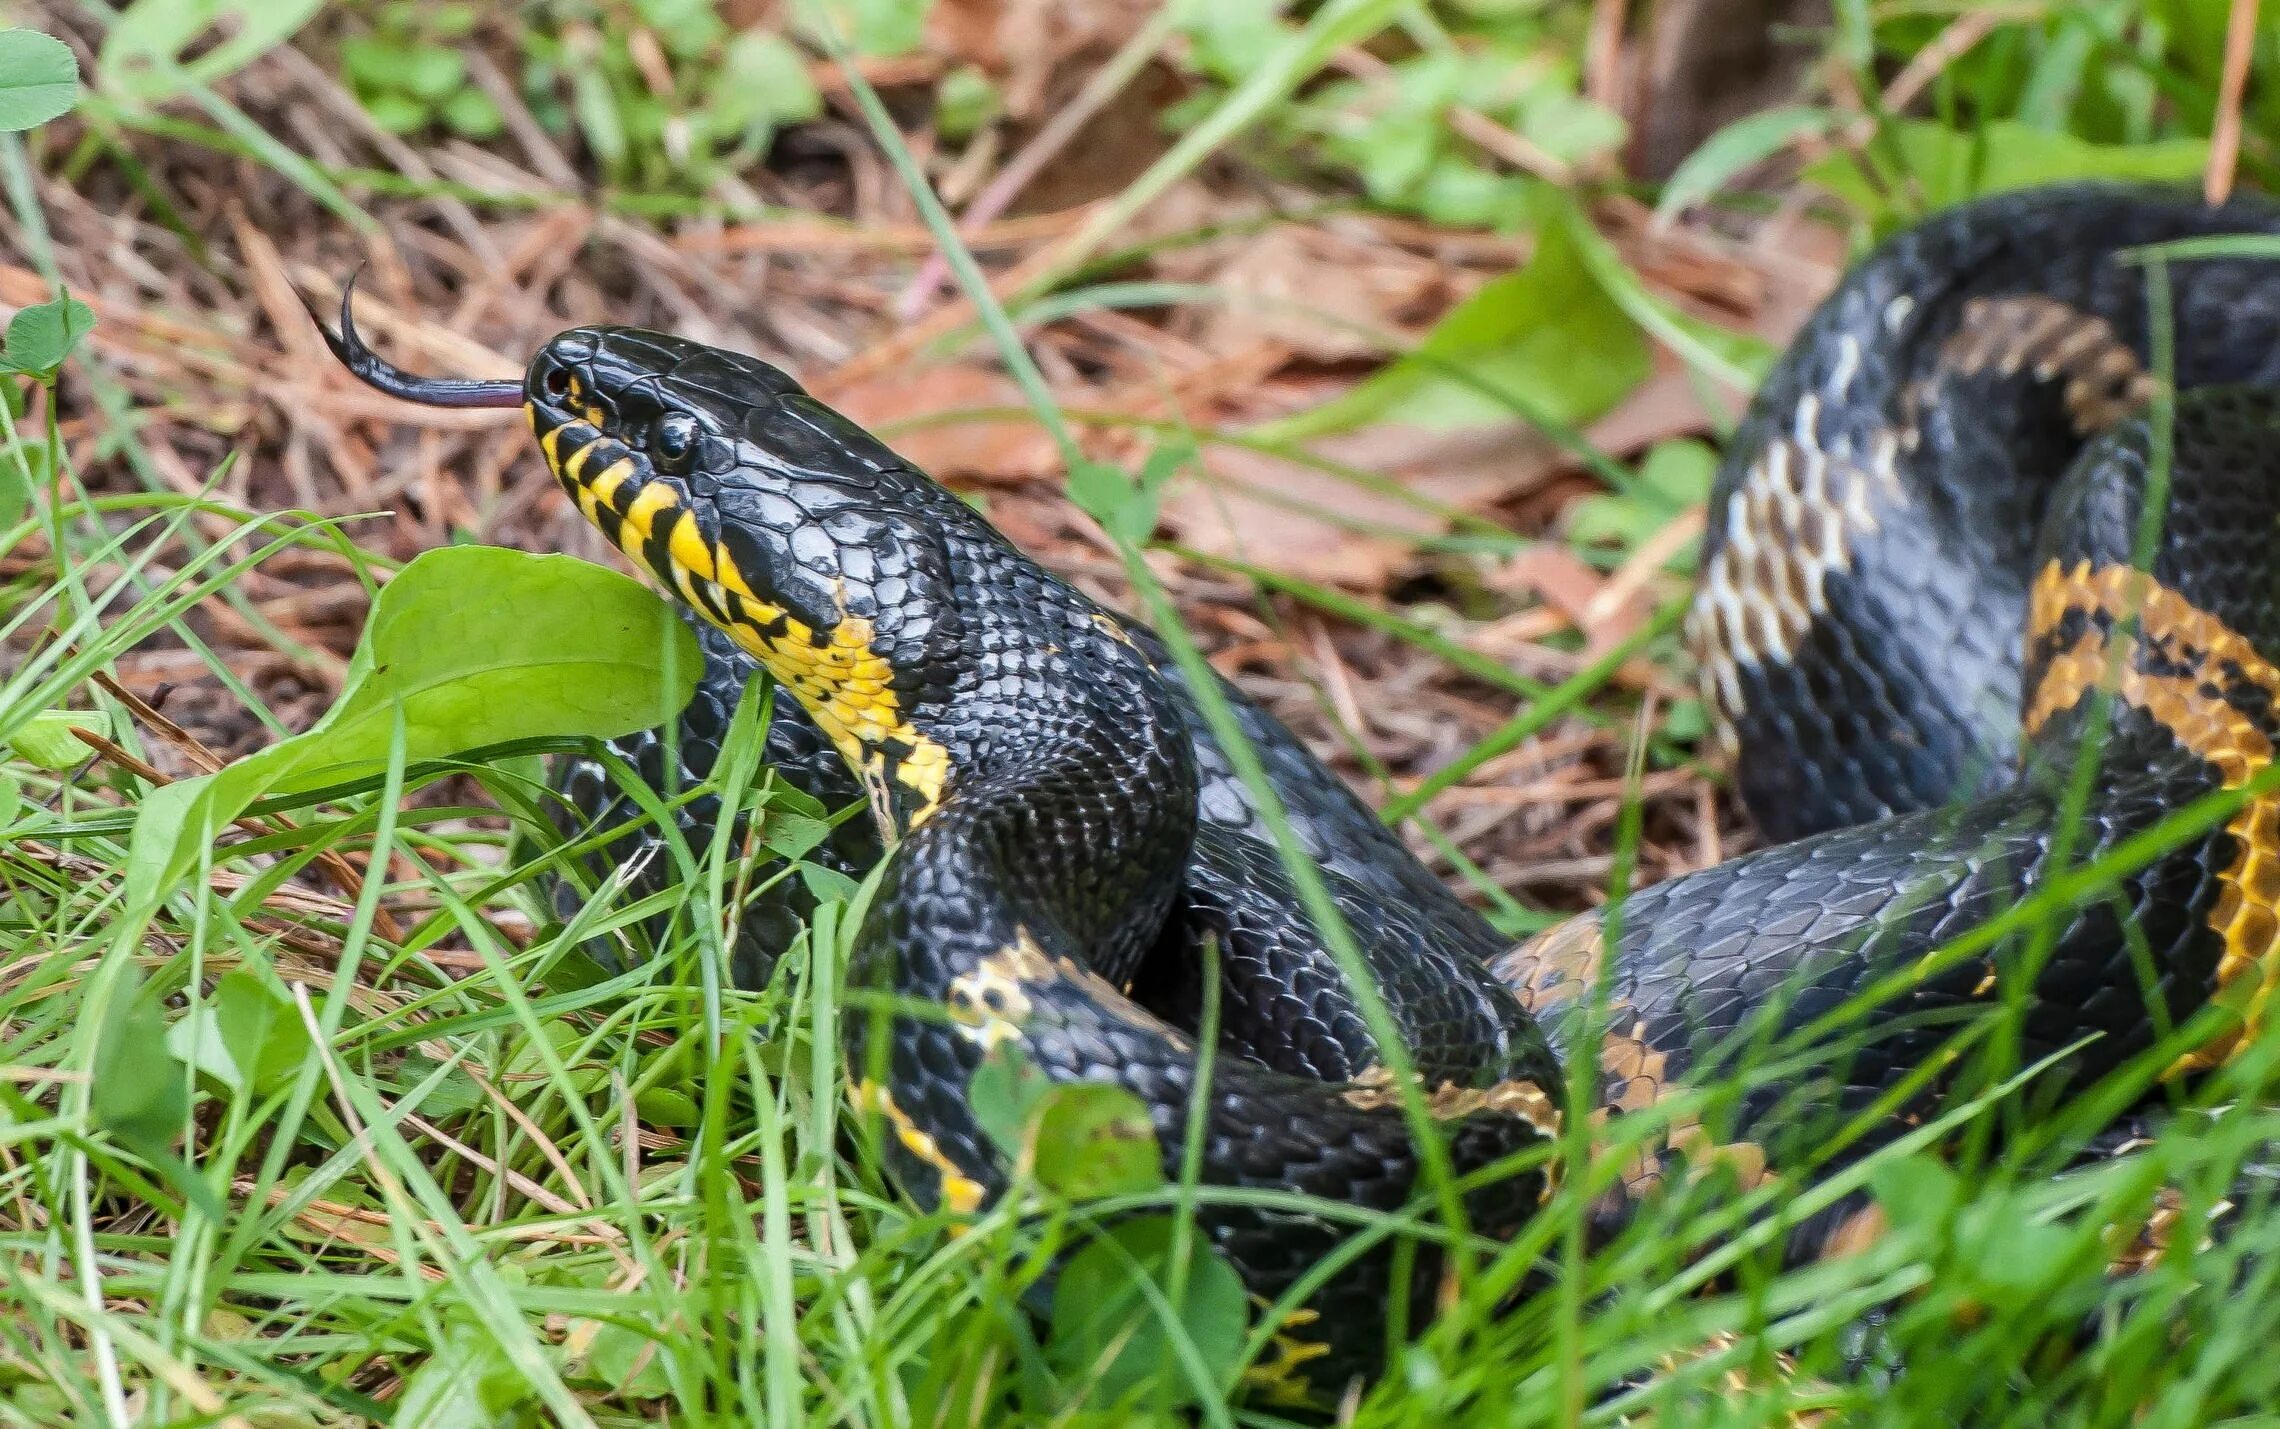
[326,184,2280,1400]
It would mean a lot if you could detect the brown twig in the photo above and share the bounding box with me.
[2208,0,2260,205]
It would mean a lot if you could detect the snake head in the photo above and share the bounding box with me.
[315,284,968,820]
[524,326,974,818]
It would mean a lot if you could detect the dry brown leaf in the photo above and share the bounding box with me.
[1161,358,1728,590]
[831,363,1056,480]
[1159,421,1549,588]
[1199,225,1455,364]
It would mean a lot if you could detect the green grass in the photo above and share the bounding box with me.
[3,1,2280,1424]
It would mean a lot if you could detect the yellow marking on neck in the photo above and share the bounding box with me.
[534,418,956,826]
[710,539,762,603]
[708,596,951,821]
[854,1080,985,1215]
[622,480,679,534]
[668,516,716,584]
[559,438,596,487]
[585,457,635,512]
[539,424,565,467]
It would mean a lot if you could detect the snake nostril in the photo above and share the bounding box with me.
[542,366,570,398]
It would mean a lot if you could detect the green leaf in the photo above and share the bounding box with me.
[99,1,325,103]
[125,547,703,914]
[713,32,821,137]
[1639,438,1718,506]
[1,296,95,379]
[569,64,628,173]
[1869,1153,1962,1234]
[758,808,832,863]
[439,84,503,140]
[1656,106,1835,223]
[393,1315,531,1428]
[935,65,999,142]
[1260,213,1650,444]
[361,89,433,135]
[1172,0,1287,80]
[1559,204,1772,391]
[800,862,859,903]
[1807,121,2208,231]
[1029,1082,1165,1201]
[0,29,78,131]
[212,969,314,1093]
[92,965,186,1151]
[969,1043,1058,1156]
[635,1087,701,1128]
[1049,1216,1247,1407]
[165,974,313,1099]
[8,707,103,770]
[398,44,467,103]
[573,1321,674,1398]
[165,1006,242,1091]
[846,0,928,56]
[1068,444,1179,549]
[1973,1216,2074,1297]
[341,35,416,89]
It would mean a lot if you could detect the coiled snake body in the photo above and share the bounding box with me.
[326,185,2280,1398]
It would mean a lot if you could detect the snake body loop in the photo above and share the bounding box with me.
[331,184,2280,1399]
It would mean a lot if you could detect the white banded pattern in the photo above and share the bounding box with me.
[1687,386,1905,757]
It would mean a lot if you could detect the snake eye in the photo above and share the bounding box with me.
[653,412,699,470]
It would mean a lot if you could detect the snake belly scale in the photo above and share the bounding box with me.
[319,183,2280,1398]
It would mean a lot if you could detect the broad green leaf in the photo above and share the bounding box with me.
[165,1005,243,1091]
[1869,1152,1963,1234]
[1049,1215,1247,1407]
[8,707,103,770]
[125,546,703,913]
[844,0,928,56]
[1973,1215,2075,1298]
[2,297,95,378]
[712,32,821,138]
[1559,204,1772,391]
[969,1043,1057,1157]
[393,1315,531,1429]
[212,969,314,1093]
[92,965,186,1150]
[1656,106,1835,223]
[635,1087,701,1128]
[1029,1082,1165,1201]
[759,809,833,863]
[439,85,503,140]
[934,65,1000,142]
[1259,213,1650,443]
[1807,121,2207,231]
[573,1321,675,1398]
[99,0,325,102]
[0,29,77,131]
[1068,460,1159,548]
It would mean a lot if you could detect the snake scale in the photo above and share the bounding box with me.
[321,183,2280,1401]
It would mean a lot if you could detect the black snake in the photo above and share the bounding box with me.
[320,183,2280,1402]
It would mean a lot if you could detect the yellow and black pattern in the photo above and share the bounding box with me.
[530,378,952,825]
